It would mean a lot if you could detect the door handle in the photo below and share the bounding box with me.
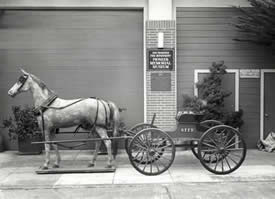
[264,113,269,118]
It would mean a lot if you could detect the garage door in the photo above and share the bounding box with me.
[0,10,143,135]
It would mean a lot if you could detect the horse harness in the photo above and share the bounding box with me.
[35,94,111,137]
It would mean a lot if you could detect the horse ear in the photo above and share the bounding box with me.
[20,68,29,75]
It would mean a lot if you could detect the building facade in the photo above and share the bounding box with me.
[0,0,274,149]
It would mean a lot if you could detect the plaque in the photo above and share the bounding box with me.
[148,49,174,71]
[151,73,171,91]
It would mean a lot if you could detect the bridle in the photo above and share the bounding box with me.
[17,74,28,91]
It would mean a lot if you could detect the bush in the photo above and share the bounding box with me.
[2,105,41,141]
[182,94,206,113]
[194,61,244,128]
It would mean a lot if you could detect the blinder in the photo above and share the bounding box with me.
[17,74,28,90]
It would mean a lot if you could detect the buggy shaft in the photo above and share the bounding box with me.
[32,136,132,145]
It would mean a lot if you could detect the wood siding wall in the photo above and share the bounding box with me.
[177,8,275,148]
[0,10,143,150]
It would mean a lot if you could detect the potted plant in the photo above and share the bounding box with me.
[2,105,43,154]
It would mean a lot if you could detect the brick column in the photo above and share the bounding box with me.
[146,20,176,131]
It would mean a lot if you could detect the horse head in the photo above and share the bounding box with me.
[8,69,32,97]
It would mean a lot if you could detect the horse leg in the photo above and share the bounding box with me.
[88,141,101,167]
[48,133,61,168]
[96,127,113,168]
[51,144,60,168]
[42,130,51,170]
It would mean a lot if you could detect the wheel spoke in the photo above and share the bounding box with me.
[155,138,168,148]
[221,156,224,172]
[202,152,207,159]
[224,135,237,148]
[132,148,145,161]
[222,129,229,145]
[142,151,149,171]
[228,152,242,159]
[133,150,145,167]
[227,154,238,165]
[133,141,147,151]
[202,141,217,149]
[200,149,218,153]
[214,154,219,170]
[207,135,218,147]
[154,143,172,150]
[224,156,232,170]
[154,159,160,172]
[225,140,242,149]
[226,148,244,151]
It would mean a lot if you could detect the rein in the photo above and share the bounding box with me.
[37,95,110,139]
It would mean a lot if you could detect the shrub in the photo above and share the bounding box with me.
[192,61,244,128]
[2,105,41,141]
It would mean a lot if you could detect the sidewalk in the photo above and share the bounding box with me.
[0,150,274,189]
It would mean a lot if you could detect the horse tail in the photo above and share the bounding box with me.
[108,101,120,137]
[108,101,120,158]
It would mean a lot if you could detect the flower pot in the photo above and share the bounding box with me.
[17,134,43,155]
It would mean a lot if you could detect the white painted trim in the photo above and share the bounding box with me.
[174,20,177,115]
[143,6,147,123]
[174,0,251,7]
[194,69,239,112]
[0,0,147,9]
[260,69,275,140]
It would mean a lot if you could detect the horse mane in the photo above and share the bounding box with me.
[30,74,56,95]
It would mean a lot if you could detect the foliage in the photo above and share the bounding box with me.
[195,61,244,128]
[2,105,41,141]
[233,0,275,46]
[223,109,244,129]
[182,94,206,113]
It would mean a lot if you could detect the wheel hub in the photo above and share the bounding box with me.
[149,150,155,156]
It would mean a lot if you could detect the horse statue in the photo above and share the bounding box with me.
[8,69,120,169]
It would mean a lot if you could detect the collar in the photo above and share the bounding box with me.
[33,94,58,116]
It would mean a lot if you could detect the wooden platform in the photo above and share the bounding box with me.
[36,167,116,174]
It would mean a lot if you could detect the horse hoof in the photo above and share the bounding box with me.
[88,163,95,167]
[53,164,60,168]
[105,165,113,169]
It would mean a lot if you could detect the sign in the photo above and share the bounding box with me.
[151,73,171,91]
[240,69,260,78]
[148,49,174,70]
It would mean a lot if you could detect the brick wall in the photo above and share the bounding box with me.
[146,20,176,131]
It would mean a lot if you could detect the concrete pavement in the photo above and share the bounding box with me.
[0,150,274,198]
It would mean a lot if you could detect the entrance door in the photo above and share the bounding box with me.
[264,73,275,138]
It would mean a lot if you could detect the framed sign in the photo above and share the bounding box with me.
[240,69,260,78]
[148,49,174,71]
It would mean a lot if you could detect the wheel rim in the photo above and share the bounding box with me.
[125,123,157,155]
[129,128,175,176]
[198,125,246,175]
[199,120,223,131]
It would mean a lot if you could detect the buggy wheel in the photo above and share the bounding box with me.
[191,140,199,159]
[199,120,223,131]
[125,123,157,155]
[198,125,246,175]
[192,120,223,161]
[129,128,175,176]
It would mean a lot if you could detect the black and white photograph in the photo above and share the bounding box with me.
[0,0,274,198]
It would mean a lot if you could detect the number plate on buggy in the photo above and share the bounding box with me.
[180,127,195,133]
